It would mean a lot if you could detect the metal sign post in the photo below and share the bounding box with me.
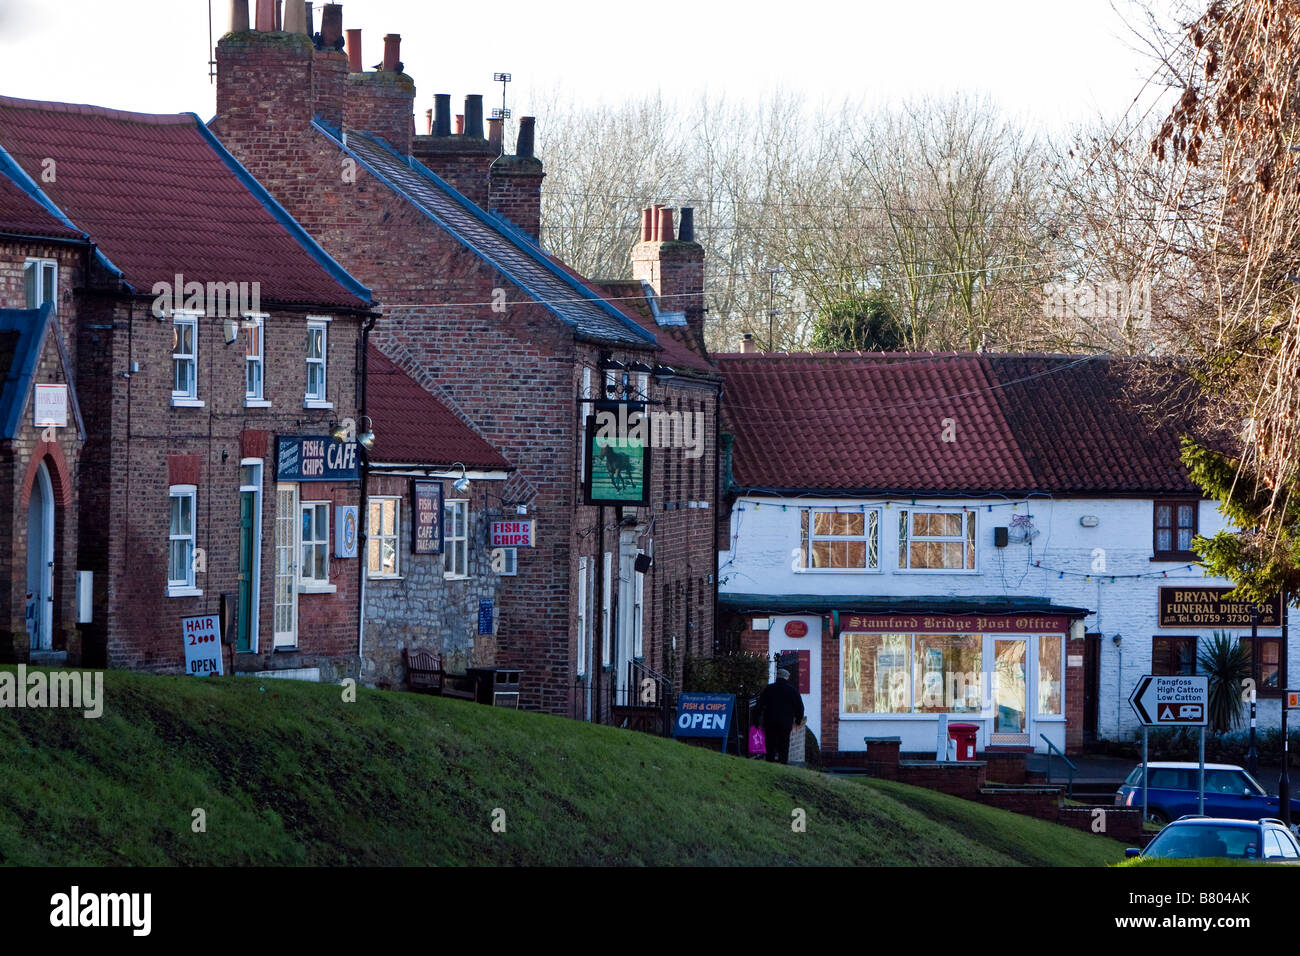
[1199,726,1206,815]
[1142,726,1149,825]
[1129,674,1209,823]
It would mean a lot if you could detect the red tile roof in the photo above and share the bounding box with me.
[0,173,84,240]
[0,96,369,309]
[366,347,511,470]
[717,352,1200,495]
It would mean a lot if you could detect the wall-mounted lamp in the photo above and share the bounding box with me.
[330,416,376,451]
[451,462,470,493]
[1112,633,1123,646]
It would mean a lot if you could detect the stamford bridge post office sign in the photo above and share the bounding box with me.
[276,436,360,482]
[1158,587,1281,628]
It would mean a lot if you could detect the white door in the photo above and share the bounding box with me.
[273,483,299,649]
[26,462,54,651]
[768,615,822,744]
[615,530,637,702]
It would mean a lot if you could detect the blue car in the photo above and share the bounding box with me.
[1115,761,1300,824]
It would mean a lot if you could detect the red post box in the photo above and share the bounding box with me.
[948,722,979,761]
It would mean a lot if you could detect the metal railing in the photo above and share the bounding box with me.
[1040,733,1076,799]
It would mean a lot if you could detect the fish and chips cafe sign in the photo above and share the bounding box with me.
[276,435,360,482]
[1158,587,1281,628]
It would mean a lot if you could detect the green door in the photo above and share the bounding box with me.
[238,490,254,652]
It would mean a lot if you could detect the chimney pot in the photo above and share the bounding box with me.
[658,207,675,242]
[487,117,503,154]
[464,95,485,139]
[382,34,401,72]
[679,207,695,242]
[516,116,536,158]
[741,333,756,353]
[283,0,307,34]
[254,0,274,31]
[305,0,314,37]
[641,208,653,242]
[230,0,250,32]
[320,3,343,47]
[434,94,452,136]
[345,28,362,72]
[455,114,465,135]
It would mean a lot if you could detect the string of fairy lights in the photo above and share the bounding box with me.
[732,496,1209,582]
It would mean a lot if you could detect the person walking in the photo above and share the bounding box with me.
[754,667,805,764]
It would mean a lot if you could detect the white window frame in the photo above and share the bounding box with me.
[799,507,882,573]
[244,312,270,407]
[23,257,57,311]
[304,316,332,408]
[443,499,469,579]
[897,509,978,572]
[577,556,589,678]
[367,496,401,580]
[171,310,203,407]
[497,547,518,576]
[601,551,612,669]
[579,366,593,483]
[298,500,333,592]
[168,484,202,597]
[633,552,645,659]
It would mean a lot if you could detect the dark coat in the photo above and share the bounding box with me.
[755,677,804,732]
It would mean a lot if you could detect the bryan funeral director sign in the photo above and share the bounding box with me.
[1129,674,1208,726]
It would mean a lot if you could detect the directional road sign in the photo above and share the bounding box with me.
[1129,674,1209,726]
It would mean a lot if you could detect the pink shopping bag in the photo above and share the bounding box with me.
[748,725,766,756]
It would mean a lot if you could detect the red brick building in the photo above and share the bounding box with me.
[209,3,721,717]
[0,94,376,678]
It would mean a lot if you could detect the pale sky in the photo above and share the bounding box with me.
[0,0,1178,134]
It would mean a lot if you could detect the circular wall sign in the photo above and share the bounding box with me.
[784,620,808,638]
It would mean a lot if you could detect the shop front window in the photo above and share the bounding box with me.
[843,633,910,714]
[1038,634,1062,715]
[913,634,983,713]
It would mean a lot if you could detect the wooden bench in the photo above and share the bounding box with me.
[404,648,476,700]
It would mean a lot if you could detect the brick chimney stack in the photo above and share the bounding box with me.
[486,117,545,241]
[412,93,498,206]
[632,204,706,352]
[343,32,416,154]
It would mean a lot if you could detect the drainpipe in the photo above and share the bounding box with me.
[357,311,377,676]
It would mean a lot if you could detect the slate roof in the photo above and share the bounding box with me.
[0,303,83,440]
[589,278,718,377]
[330,127,657,348]
[0,96,370,309]
[366,347,511,471]
[718,352,1200,495]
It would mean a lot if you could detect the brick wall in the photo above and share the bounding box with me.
[211,27,720,717]
[82,299,365,676]
[0,241,85,663]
